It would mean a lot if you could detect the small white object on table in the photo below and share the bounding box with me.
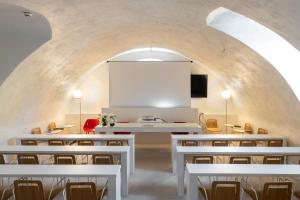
[0,164,121,200]
[186,164,300,200]
[176,146,298,196]
[0,145,129,197]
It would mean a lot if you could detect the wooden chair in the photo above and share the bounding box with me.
[244,123,253,134]
[21,140,37,146]
[200,181,240,200]
[263,156,284,164]
[17,154,39,164]
[230,156,251,164]
[212,140,229,146]
[77,140,94,146]
[31,128,42,134]
[192,156,213,164]
[268,140,283,147]
[54,155,76,165]
[66,182,107,200]
[206,119,222,133]
[182,140,198,146]
[239,140,257,147]
[48,140,64,146]
[257,128,268,134]
[92,154,114,165]
[106,140,123,146]
[262,182,292,200]
[0,154,5,164]
[14,179,62,200]
[48,122,64,134]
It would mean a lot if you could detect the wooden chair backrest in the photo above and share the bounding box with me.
[17,154,39,165]
[66,182,97,200]
[230,156,251,164]
[192,156,213,164]
[206,119,218,128]
[0,154,5,164]
[31,128,42,134]
[54,155,76,165]
[14,180,45,200]
[262,182,292,200]
[21,140,37,146]
[211,181,240,200]
[239,140,257,147]
[106,140,123,146]
[92,154,114,165]
[212,140,229,146]
[48,122,57,132]
[257,128,268,134]
[244,123,253,134]
[48,140,64,146]
[182,140,198,146]
[263,156,284,164]
[77,140,94,146]
[268,140,283,147]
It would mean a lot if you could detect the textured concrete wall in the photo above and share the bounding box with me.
[0,0,299,144]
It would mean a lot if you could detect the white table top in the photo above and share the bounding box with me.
[0,165,120,177]
[172,134,285,140]
[0,145,129,154]
[186,164,300,177]
[15,133,134,141]
[95,123,201,133]
[177,146,300,155]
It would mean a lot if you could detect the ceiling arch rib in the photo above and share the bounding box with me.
[207,7,300,102]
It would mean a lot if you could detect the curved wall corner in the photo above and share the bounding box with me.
[0,3,52,85]
[207,7,300,102]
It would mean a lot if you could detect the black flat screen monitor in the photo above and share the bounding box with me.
[191,74,208,98]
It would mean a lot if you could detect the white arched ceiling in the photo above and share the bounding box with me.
[0,0,299,145]
[207,7,300,101]
[0,2,51,85]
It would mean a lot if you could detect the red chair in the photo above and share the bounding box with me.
[172,122,189,135]
[113,122,131,134]
[83,119,99,134]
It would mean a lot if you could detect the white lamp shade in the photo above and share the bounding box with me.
[72,89,82,99]
[221,90,231,99]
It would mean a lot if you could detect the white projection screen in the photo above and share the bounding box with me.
[109,61,191,108]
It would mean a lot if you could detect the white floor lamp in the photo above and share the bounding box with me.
[221,90,231,134]
[73,89,82,133]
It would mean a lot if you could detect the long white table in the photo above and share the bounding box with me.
[186,164,300,200]
[0,145,129,196]
[14,134,135,173]
[171,134,287,173]
[0,165,121,200]
[177,146,299,196]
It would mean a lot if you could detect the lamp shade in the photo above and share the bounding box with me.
[72,89,82,99]
[221,90,231,99]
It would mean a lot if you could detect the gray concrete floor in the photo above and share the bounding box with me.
[124,146,184,200]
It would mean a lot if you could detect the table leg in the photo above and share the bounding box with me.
[107,171,121,200]
[187,174,201,200]
[177,152,185,196]
[120,153,129,196]
[128,138,135,173]
[171,138,177,173]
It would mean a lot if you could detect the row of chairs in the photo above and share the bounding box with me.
[21,139,125,146]
[197,179,293,200]
[182,139,283,147]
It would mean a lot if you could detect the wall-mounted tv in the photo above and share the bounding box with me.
[191,74,208,98]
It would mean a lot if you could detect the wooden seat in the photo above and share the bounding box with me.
[268,140,283,147]
[200,181,240,200]
[257,128,268,134]
[212,140,228,146]
[21,140,37,146]
[206,119,222,133]
[66,182,107,200]
[14,180,62,200]
[17,154,39,164]
[77,140,94,146]
[0,154,5,164]
[31,128,42,134]
[262,182,292,200]
[48,140,64,146]
[182,140,198,146]
[92,154,114,165]
[229,156,251,164]
[239,140,257,147]
[106,140,123,146]
[263,156,284,164]
[192,156,213,164]
[54,155,76,164]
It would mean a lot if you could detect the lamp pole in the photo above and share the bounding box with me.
[221,90,231,134]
